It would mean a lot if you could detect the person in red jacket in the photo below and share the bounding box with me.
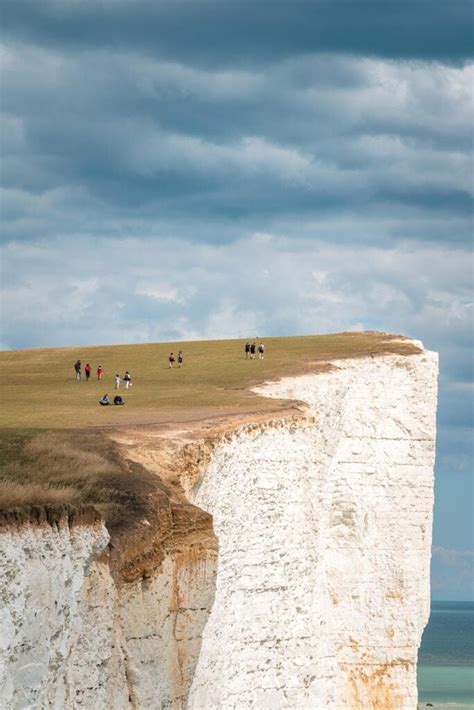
[168,352,175,368]
[84,363,92,381]
[97,365,104,380]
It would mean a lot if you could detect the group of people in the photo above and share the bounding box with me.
[74,360,132,388]
[100,371,132,407]
[76,340,264,410]
[114,371,132,389]
[99,394,124,406]
[168,351,184,368]
[245,342,265,359]
[74,360,104,381]
[74,360,133,407]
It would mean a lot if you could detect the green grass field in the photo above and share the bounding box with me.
[0,332,419,513]
[0,332,419,429]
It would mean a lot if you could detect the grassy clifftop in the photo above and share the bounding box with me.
[0,332,420,514]
[0,332,419,430]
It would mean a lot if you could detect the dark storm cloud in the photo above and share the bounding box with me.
[2,0,473,65]
[1,43,472,244]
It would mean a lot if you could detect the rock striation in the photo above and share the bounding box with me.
[0,344,438,709]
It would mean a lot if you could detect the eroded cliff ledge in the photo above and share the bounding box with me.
[0,339,438,709]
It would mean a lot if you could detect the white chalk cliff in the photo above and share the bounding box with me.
[0,345,438,709]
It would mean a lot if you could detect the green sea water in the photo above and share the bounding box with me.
[417,601,474,709]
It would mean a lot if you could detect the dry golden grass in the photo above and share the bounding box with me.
[0,481,79,508]
[0,429,161,528]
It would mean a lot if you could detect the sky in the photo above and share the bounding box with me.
[0,0,473,600]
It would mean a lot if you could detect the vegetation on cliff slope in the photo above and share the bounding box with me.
[0,429,159,519]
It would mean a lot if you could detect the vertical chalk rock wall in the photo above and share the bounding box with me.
[0,518,120,709]
[0,517,216,709]
[117,549,216,709]
[188,349,438,709]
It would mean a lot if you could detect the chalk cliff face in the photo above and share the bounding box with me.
[0,346,438,709]
[0,511,216,709]
[188,349,438,709]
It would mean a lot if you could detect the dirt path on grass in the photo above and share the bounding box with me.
[109,402,308,500]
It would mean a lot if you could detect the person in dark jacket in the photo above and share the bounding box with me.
[74,360,82,380]
[113,395,124,405]
[250,343,256,359]
[245,342,250,359]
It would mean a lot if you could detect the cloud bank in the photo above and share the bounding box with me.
[1,47,472,244]
[2,0,472,64]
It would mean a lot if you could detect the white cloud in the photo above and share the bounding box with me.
[135,284,184,304]
[1,233,471,351]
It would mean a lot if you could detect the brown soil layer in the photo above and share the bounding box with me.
[0,504,101,529]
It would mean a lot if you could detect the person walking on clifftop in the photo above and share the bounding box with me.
[74,360,81,380]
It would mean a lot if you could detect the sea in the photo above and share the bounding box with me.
[418,600,474,709]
